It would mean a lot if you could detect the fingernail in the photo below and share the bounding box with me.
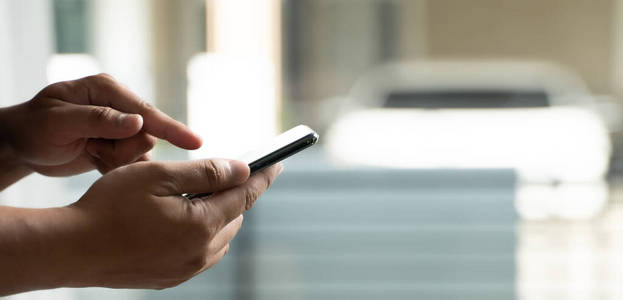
[228,160,250,177]
[118,113,143,129]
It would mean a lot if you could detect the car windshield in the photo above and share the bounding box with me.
[383,90,550,108]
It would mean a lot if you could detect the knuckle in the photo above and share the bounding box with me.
[139,100,155,112]
[84,73,117,97]
[93,72,115,82]
[244,185,262,211]
[202,160,224,187]
[85,73,114,87]
[89,106,115,124]
[98,72,114,79]
[145,162,180,191]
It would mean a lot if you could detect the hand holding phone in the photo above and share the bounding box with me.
[186,125,318,199]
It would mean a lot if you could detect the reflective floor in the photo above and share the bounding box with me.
[5,149,623,300]
[518,200,623,300]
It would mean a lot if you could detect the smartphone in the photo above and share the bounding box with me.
[186,125,319,199]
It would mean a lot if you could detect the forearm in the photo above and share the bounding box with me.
[0,206,83,296]
[0,106,32,190]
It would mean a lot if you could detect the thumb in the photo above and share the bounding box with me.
[147,159,250,195]
[55,103,144,139]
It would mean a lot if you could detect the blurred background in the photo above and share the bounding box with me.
[3,0,623,299]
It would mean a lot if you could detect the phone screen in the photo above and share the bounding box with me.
[238,125,319,174]
[185,125,318,199]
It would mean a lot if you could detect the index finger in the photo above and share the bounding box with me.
[83,74,202,149]
[199,163,283,231]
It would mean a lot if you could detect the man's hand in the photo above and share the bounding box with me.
[0,73,202,177]
[0,159,282,295]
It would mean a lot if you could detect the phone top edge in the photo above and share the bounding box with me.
[248,131,318,175]
[237,125,318,165]
[184,125,318,199]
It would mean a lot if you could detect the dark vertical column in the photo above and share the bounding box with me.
[53,0,88,53]
[377,0,399,62]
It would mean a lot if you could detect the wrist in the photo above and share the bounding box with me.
[0,206,91,295]
[0,105,31,189]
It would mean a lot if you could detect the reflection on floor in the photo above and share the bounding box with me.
[516,182,608,220]
[8,147,623,300]
[518,200,623,300]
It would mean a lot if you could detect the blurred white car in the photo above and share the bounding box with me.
[325,61,616,219]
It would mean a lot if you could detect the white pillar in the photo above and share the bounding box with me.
[92,0,154,101]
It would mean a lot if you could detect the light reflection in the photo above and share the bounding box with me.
[517,202,623,300]
[326,107,611,220]
[187,53,277,159]
[326,108,611,183]
[516,182,608,220]
[46,54,100,83]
